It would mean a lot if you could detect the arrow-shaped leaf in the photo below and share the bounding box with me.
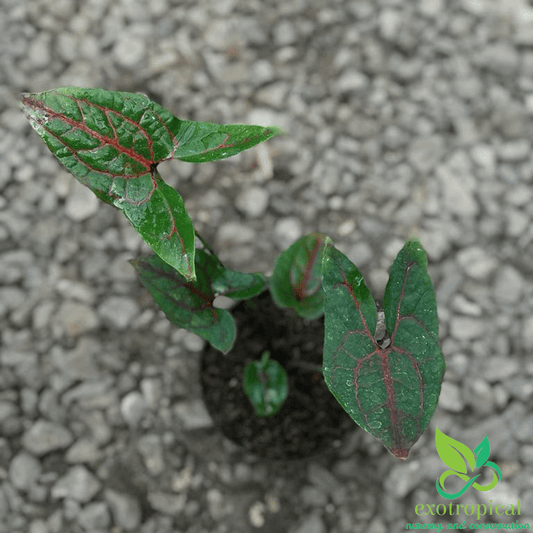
[322,238,445,459]
[131,251,236,353]
[269,233,326,319]
[20,87,282,279]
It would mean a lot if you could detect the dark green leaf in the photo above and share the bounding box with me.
[20,87,282,278]
[211,266,267,301]
[269,233,326,319]
[119,170,195,280]
[322,239,445,459]
[131,251,236,353]
[172,121,283,163]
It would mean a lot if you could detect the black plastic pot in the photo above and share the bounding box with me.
[200,291,355,460]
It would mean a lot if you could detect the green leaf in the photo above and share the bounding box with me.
[322,238,445,459]
[171,122,283,163]
[20,87,183,203]
[210,261,267,301]
[119,170,195,280]
[20,87,282,278]
[130,252,236,353]
[243,351,289,417]
[269,233,327,319]
[435,427,476,474]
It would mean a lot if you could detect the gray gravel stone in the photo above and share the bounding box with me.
[9,451,41,491]
[65,438,102,464]
[27,33,52,69]
[291,513,326,533]
[51,465,101,503]
[456,246,498,280]
[465,378,494,416]
[255,82,289,108]
[449,316,487,341]
[523,316,533,350]
[483,357,519,382]
[235,186,269,218]
[336,69,369,93]
[498,140,531,162]
[493,265,525,304]
[379,8,403,42]
[216,221,256,246]
[120,391,147,426]
[64,182,99,221]
[77,501,111,531]
[438,381,464,412]
[105,489,142,531]
[52,301,99,337]
[408,136,445,174]
[137,434,165,476]
[22,419,73,456]
[385,460,423,498]
[51,338,101,381]
[509,414,533,443]
[480,42,520,77]
[147,492,186,515]
[504,377,533,403]
[113,33,146,69]
[437,163,478,217]
[0,401,18,422]
[174,399,213,430]
[274,217,302,250]
[98,296,140,330]
[273,19,297,46]
[307,463,338,495]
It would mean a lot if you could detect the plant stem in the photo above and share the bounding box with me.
[195,230,224,266]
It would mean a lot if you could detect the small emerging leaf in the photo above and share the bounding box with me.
[322,238,445,459]
[243,351,289,417]
[269,233,327,319]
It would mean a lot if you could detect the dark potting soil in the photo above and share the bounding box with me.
[200,291,356,460]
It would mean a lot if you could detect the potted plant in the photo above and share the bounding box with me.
[20,87,446,460]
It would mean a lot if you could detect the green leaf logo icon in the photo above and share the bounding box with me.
[435,427,501,499]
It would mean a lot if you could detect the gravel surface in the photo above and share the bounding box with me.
[1,0,533,532]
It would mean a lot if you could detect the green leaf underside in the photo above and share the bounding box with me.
[322,239,445,459]
[270,233,326,320]
[131,252,236,353]
[209,259,267,300]
[20,87,282,279]
[130,250,267,353]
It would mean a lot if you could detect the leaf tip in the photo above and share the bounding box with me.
[391,447,410,460]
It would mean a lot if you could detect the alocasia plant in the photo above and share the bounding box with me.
[21,87,446,458]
